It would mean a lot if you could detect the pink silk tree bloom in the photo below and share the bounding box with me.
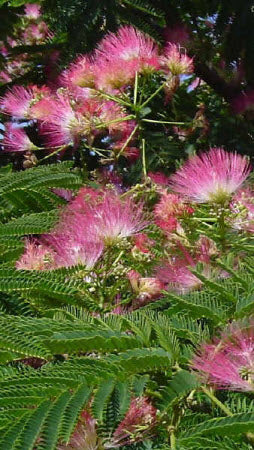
[2,123,38,153]
[94,58,138,93]
[61,55,95,89]
[30,97,59,120]
[230,188,254,233]
[16,239,55,270]
[156,257,202,294]
[0,85,51,118]
[170,148,251,204]
[39,96,88,147]
[42,224,104,269]
[160,43,193,76]
[91,194,147,245]
[107,397,157,448]
[24,3,41,19]
[96,26,160,74]
[192,321,254,391]
[65,189,147,245]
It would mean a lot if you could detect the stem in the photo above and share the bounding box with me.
[142,138,147,178]
[217,205,226,250]
[140,81,167,109]
[95,89,131,107]
[116,124,139,159]
[96,114,135,129]
[134,71,138,106]
[142,119,185,125]
[38,145,66,163]
[201,387,233,416]
[120,183,142,199]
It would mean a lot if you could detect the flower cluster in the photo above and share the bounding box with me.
[16,147,254,309]
[1,24,193,163]
[17,188,146,271]
[192,320,254,392]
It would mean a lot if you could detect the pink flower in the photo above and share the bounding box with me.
[0,85,50,118]
[108,397,157,448]
[160,43,193,75]
[24,3,41,20]
[62,55,95,89]
[192,321,254,391]
[96,26,160,80]
[94,58,137,93]
[2,123,37,153]
[230,188,254,233]
[39,95,86,147]
[66,188,147,244]
[156,256,202,294]
[16,239,55,270]
[42,223,103,269]
[57,410,98,450]
[170,148,251,203]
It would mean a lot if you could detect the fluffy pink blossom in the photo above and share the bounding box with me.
[161,43,193,75]
[156,256,202,294]
[57,410,98,450]
[170,148,251,203]
[30,96,58,120]
[16,239,55,270]
[94,58,138,93]
[92,195,146,244]
[108,397,157,448]
[42,220,104,269]
[0,85,50,118]
[39,95,87,147]
[65,188,147,245]
[24,3,41,20]
[96,26,160,80]
[230,188,254,233]
[192,321,254,391]
[2,123,37,153]
[62,55,95,89]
